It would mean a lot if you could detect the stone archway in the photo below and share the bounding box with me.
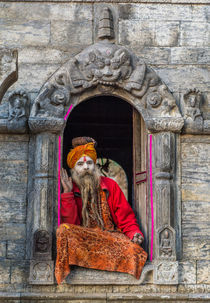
[27,7,184,285]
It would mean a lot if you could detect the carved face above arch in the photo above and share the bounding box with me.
[29,26,184,134]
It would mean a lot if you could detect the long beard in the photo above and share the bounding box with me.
[71,166,104,228]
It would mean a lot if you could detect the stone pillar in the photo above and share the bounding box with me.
[28,117,64,284]
[153,132,178,284]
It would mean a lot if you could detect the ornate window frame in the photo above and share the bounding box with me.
[25,7,184,285]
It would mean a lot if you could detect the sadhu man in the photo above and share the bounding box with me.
[55,137,147,284]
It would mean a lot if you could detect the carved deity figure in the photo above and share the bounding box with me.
[55,137,147,284]
[183,89,202,121]
[8,90,27,121]
[34,230,50,254]
[160,230,172,257]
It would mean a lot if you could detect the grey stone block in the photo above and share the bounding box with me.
[0,20,50,47]
[0,223,25,241]
[197,260,210,284]
[155,66,209,93]
[178,262,196,284]
[18,48,70,65]
[118,4,193,22]
[135,47,170,65]
[0,260,10,283]
[0,161,28,185]
[51,21,93,49]
[0,242,6,258]
[180,22,210,47]
[0,200,26,224]
[7,241,25,260]
[182,238,210,260]
[0,2,51,21]
[181,141,210,162]
[182,202,210,229]
[182,183,210,203]
[182,162,210,184]
[11,261,29,284]
[171,47,210,64]
[0,142,28,161]
[119,20,155,48]
[50,3,92,21]
[11,63,60,93]
[154,21,179,47]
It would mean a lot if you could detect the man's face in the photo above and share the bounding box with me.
[74,155,95,175]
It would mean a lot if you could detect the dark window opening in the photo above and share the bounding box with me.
[63,95,133,204]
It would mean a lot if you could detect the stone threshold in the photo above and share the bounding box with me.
[0,292,210,301]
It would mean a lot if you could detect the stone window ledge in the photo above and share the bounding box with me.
[65,262,153,285]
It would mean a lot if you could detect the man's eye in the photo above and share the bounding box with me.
[87,161,93,165]
[77,162,83,166]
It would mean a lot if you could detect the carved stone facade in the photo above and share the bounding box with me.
[0,1,209,302]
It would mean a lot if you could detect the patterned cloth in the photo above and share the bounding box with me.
[55,189,148,284]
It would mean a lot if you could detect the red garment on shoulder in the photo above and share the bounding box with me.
[61,176,144,240]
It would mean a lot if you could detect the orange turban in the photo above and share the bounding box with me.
[67,142,97,169]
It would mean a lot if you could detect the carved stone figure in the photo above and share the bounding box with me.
[8,90,27,121]
[33,230,51,256]
[183,89,202,121]
[7,90,28,133]
[160,230,172,257]
[157,225,176,260]
[182,88,203,133]
[32,84,69,118]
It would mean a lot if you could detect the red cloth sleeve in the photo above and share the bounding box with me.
[111,180,144,240]
[60,192,80,225]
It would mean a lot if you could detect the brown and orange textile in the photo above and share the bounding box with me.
[55,188,148,284]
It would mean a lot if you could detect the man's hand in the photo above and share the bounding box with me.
[61,168,73,193]
[132,233,144,246]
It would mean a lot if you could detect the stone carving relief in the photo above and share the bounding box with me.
[29,260,54,284]
[98,7,114,40]
[31,84,70,118]
[154,261,178,285]
[182,88,204,133]
[6,90,28,133]
[158,226,176,260]
[29,6,184,133]
[33,229,52,260]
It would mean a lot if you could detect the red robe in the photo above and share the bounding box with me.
[61,176,144,240]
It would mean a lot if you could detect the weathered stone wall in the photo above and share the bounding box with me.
[0,0,209,301]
